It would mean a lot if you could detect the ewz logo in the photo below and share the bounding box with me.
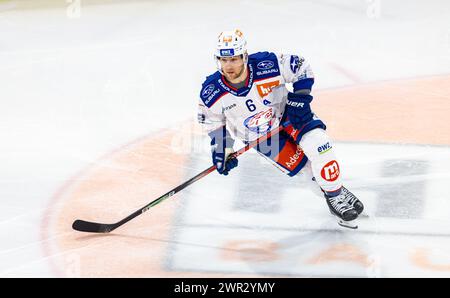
[220,49,235,56]
[318,142,332,154]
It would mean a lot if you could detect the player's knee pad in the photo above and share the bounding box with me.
[298,128,333,159]
[299,128,342,192]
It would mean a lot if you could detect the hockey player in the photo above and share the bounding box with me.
[197,29,364,228]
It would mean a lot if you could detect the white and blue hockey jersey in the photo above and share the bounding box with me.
[198,52,314,142]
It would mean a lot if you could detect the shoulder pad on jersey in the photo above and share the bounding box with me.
[248,51,276,62]
[199,71,226,108]
[202,71,221,86]
[248,52,280,80]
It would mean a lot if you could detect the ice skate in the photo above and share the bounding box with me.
[341,186,364,215]
[325,190,359,229]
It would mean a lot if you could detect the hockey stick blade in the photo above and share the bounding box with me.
[72,219,116,233]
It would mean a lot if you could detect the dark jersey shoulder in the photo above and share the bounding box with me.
[248,51,277,63]
[248,51,280,80]
[199,71,226,108]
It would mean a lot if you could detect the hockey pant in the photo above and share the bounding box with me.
[254,116,342,194]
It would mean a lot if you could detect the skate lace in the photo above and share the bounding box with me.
[342,187,358,205]
[328,195,353,214]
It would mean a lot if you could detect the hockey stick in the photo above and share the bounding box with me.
[72,123,286,233]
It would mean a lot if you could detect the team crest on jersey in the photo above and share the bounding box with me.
[256,80,280,98]
[257,60,274,70]
[243,108,274,133]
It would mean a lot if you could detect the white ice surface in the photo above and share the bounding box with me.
[0,0,449,277]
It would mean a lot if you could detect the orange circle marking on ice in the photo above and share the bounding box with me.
[42,75,450,277]
[41,126,258,277]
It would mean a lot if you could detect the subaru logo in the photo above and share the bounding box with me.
[257,60,274,70]
[201,84,215,98]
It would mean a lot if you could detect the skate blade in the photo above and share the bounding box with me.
[337,218,358,229]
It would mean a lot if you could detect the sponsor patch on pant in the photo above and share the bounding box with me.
[321,160,340,182]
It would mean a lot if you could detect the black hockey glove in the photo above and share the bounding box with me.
[209,127,238,175]
[285,92,314,130]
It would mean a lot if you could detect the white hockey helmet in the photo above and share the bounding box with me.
[214,29,248,60]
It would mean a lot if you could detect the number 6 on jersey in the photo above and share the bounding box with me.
[246,99,256,112]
